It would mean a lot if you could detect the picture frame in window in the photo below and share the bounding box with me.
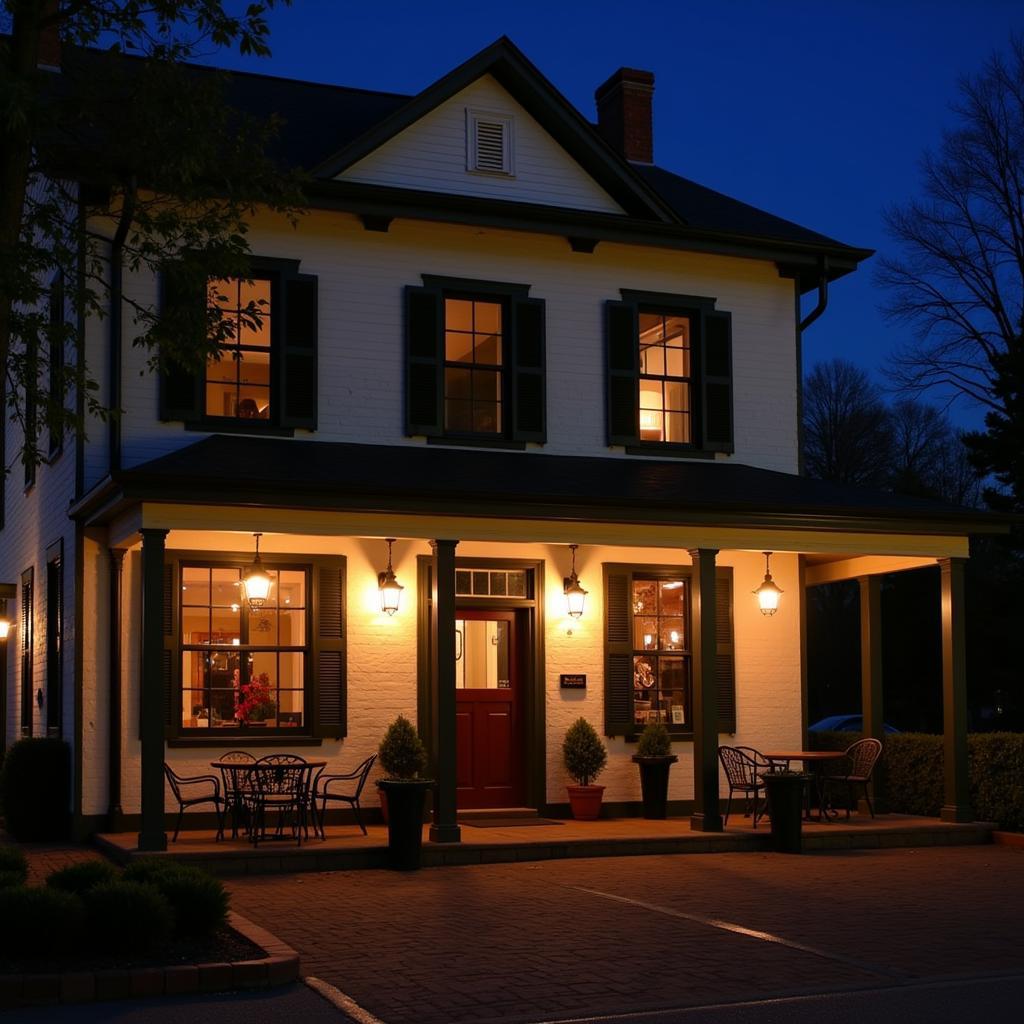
[671,706,685,726]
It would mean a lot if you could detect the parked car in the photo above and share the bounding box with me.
[808,715,900,734]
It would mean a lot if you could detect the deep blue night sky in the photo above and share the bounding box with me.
[199,0,1022,426]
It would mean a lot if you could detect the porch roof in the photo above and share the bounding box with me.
[74,436,1011,537]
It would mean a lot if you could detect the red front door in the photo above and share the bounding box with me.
[455,610,523,809]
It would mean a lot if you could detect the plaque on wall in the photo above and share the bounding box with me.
[560,674,587,689]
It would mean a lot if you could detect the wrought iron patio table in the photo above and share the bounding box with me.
[761,751,845,823]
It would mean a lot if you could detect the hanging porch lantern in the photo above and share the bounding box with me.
[378,538,404,616]
[241,533,272,612]
[563,544,588,619]
[754,551,783,616]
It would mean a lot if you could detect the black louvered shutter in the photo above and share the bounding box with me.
[701,310,734,453]
[604,566,635,737]
[313,558,347,738]
[158,263,203,422]
[405,286,444,436]
[510,296,546,442]
[715,569,736,732]
[605,300,638,446]
[280,274,318,429]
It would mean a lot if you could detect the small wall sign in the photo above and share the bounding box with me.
[560,673,587,689]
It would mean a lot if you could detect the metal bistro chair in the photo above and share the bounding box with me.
[250,755,309,846]
[217,750,256,838]
[718,745,772,828]
[823,737,883,819]
[313,754,377,838]
[164,763,225,842]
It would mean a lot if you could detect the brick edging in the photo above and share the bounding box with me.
[992,830,1024,847]
[0,910,299,1009]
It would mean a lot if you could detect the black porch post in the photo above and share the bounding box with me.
[138,529,168,851]
[939,557,972,823]
[858,575,887,813]
[689,547,722,832]
[107,549,125,831]
[429,539,461,843]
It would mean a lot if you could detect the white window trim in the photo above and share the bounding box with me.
[466,108,515,177]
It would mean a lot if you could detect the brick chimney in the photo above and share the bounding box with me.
[595,68,654,164]
[37,0,62,70]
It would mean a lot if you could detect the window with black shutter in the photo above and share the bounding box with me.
[605,292,734,456]
[603,563,735,738]
[405,277,546,446]
[159,258,318,432]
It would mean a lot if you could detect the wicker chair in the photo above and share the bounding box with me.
[164,763,225,842]
[718,745,771,828]
[313,754,377,838]
[823,738,883,818]
[217,750,256,838]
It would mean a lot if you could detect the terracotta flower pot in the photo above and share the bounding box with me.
[567,784,605,820]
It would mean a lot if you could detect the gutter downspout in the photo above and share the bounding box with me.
[799,255,829,332]
[107,180,135,476]
[796,256,830,476]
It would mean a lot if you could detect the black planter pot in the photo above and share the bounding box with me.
[763,773,805,854]
[377,779,432,870]
[632,754,678,819]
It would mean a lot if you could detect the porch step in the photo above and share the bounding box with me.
[457,807,538,821]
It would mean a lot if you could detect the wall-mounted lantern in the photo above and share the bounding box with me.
[563,544,588,619]
[377,538,404,616]
[754,551,783,616]
[241,533,272,612]
[0,583,14,640]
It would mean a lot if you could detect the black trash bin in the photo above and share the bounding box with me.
[763,772,805,854]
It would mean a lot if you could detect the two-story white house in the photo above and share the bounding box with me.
[1,37,1002,849]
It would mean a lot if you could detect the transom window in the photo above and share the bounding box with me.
[444,297,504,434]
[455,568,527,598]
[632,577,690,728]
[638,312,692,444]
[180,564,308,732]
[205,277,273,421]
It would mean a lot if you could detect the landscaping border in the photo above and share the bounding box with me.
[0,910,299,1009]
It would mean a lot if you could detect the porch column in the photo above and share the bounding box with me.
[108,549,125,832]
[939,557,972,822]
[138,529,168,852]
[858,575,887,813]
[688,548,722,833]
[429,539,461,843]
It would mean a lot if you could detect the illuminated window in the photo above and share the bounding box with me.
[444,297,504,434]
[638,312,692,444]
[205,277,273,421]
[632,577,690,729]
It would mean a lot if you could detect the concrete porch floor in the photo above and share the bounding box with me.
[96,813,995,876]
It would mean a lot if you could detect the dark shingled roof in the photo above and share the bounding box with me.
[112,436,1001,532]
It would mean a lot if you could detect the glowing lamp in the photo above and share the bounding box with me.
[563,544,588,619]
[377,538,404,616]
[241,533,272,612]
[754,551,783,616]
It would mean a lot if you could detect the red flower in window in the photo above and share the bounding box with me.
[234,672,276,723]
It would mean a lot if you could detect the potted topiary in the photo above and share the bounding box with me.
[563,717,607,820]
[377,715,431,870]
[631,723,678,819]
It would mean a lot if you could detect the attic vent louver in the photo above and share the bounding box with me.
[467,109,514,176]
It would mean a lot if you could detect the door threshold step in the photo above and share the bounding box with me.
[457,807,539,821]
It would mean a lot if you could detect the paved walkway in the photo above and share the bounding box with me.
[227,845,1024,1024]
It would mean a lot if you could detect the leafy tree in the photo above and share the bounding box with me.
[879,35,1024,515]
[0,0,301,473]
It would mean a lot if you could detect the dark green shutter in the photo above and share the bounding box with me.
[701,310,734,452]
[510,296,546,443]
[604,566,635,737]
[715,568,736,732]
[605,300,638,446]
[405,286,444,436]
[313,558,347,738]
[158,263,203,422]
[280,274,318,430]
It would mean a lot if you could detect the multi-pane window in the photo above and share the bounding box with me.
[455,568,527,598]
[632,577,690,729]
[180,565,307,732]
[444,297,503,434]
[638,312,692,444]
[205,277,273,421]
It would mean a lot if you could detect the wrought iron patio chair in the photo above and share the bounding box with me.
[164,763,225,842]
[823,737,883,819]
[250,756,310,846]
[313,754,377,838]
[217,750,256,838]
[718,745,771,828]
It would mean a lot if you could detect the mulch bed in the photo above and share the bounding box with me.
[0,924,265,976]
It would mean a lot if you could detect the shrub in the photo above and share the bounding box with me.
[121,856,176,886]
[0,886,85,958]
[0,871,27,889]
[46,859,119,895]
[378,715,428,780]
[563,717,607,786]
[0,738,71,841]
[0,845,28,885]
[145,865,230,936]
[636,723,672,758]
[84,881,174,953]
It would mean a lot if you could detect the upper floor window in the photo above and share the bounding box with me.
[606,293,734,456]
[444,297,504,435]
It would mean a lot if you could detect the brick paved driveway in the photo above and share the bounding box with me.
[227,845,1024,1024]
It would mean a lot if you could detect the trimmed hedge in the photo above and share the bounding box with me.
[84,881,174,953]
[0,738,71,841]
[810,730,1024,830]
[122,859,229,937]
[47,859,119,895]
[0,886,85,957]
